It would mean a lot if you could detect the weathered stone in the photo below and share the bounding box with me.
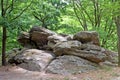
[102,50,118,63]
[8,48,29,63]
[7,48,21,63]
[99,61,117,67]
[14,27,117,74]
[30,31,49,49]
[53,41,82,56]
[54,41,111,63]
[66,35,73,40]
[59,33,73,40]
[29,26,56,35]
[17,31,37,48]
[17,32,32,47]
[48,35,67,42]
[73,31,100,46]
[46,55,98,75]
[81,44,102,51]
[9,49,55,71]
[47,35,67,49]
[29,27,56,49]
[68,50,107,63]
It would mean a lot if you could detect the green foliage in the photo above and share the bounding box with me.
[71,0,119,51]
[56,15,83,34]
[31,0,62,29]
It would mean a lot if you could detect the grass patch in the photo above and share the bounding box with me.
[111,72,120,77]
[100,65,113,71]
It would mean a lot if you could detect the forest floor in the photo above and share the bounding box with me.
[0,65,120,80]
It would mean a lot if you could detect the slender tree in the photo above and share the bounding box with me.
[1,0,6,66]
[115,16,120,66]
[114,0,120,66]
[0,0,32,66]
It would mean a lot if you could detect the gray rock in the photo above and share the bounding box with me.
[7,48,21,63]
[73,31,100,46]
[9,49,55,71]
[102,50,118,63]
[46,55,98,75]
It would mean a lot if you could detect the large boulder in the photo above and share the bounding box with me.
[46,55,98,75]
[53,40,82,56]
[73,31,100,46]
[9,49,55,71]
[53,41,113,63]
[29,27,56,49]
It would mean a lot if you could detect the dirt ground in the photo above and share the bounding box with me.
[0,65,120,80]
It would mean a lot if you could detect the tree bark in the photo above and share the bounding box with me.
[115,16,120,66]
[2,27,7,66]
[1,0,7,66]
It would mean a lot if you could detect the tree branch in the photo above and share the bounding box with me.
[33,13,42,22]
[4,0,14,15]
[1,0,5,17]
[8,0,14,14]
[11,1,32,21]
[72,0,84,28]
[77,0,94,26]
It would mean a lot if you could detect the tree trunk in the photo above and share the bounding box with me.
[0,0,31,66]
[42,21,47,29]
[115,16,120,66]
[2,27,7,66]
[1,0,7,66]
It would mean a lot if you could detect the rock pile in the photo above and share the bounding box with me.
[8,26,118,75]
